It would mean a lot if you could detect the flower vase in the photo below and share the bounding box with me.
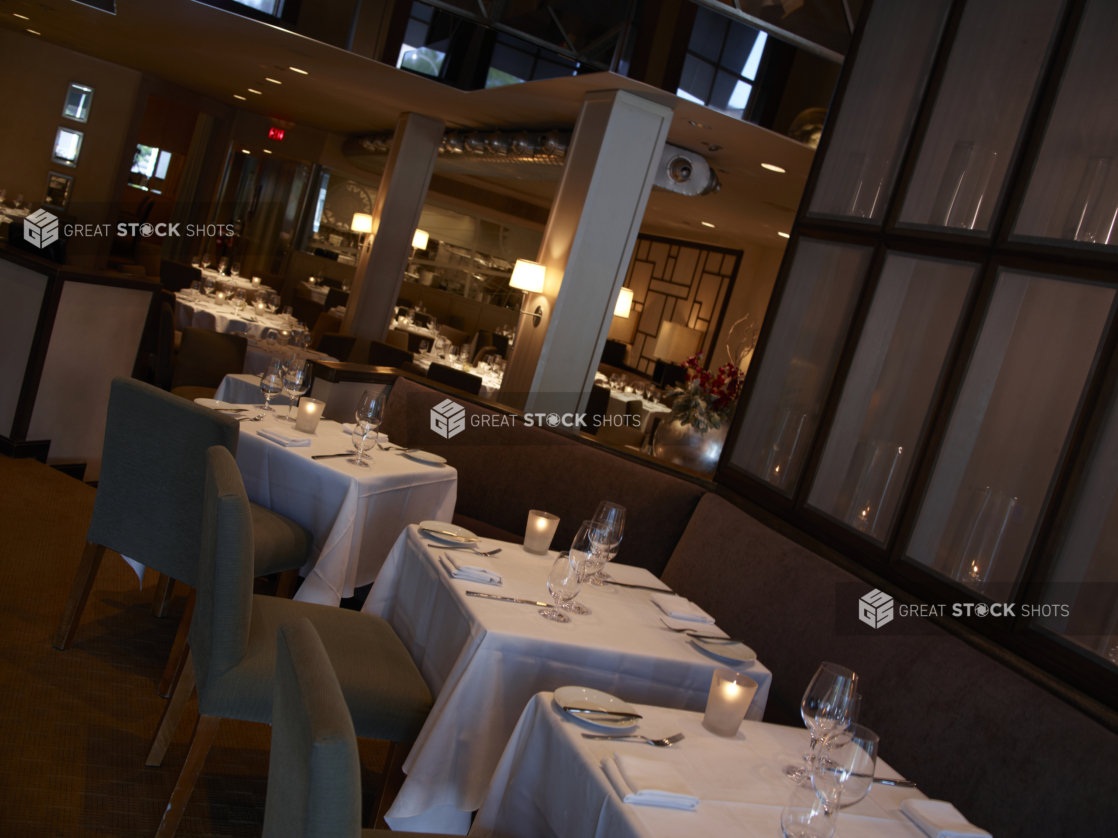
[652,418,729,475]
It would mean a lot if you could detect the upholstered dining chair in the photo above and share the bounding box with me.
[367,339,413,369]
[148,446,432,838]
[426,362,483,396]
[170,327,247,400]
[266,619,444,837]
[54,378,310,697]
[309,311,343,350]
[317,332,357,361]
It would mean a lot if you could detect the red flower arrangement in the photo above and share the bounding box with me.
[666,352,746,432]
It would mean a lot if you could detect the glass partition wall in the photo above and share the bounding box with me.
[716,0,1118,706]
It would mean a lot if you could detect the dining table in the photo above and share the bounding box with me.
[608,389,672,429]
[199,268,266,295]
[174,290,293,337]
[218,406,458,606]
[243,340,333,376]
[362,527,772,834]
[471,693,928,838]
[296,280,329,305]
[410,353,503,399]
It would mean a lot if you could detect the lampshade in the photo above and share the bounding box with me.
[509,259,546,293]
[653,321,703,364]
[614,287,634,318]
[412,228,429,250]
[351,213,373,234]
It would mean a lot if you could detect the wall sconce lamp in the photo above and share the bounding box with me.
[614,287,634,318]
[351,213,373,246]
[510,259,546,327]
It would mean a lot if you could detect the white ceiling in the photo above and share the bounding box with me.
[0,0,814,248]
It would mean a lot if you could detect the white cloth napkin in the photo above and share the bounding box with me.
[659,616,728,636]
[901,800,992,838]
[601,753,699,810]
[439,553,502,585]
[257,428,312,447]
[650,593,715,623]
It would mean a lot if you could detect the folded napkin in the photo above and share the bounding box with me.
[601,753,698,810]
[650,593,715,624]
[257,429,312,447]
[901,800,992,838]
[659,616,727,636]
[439,553,501,585]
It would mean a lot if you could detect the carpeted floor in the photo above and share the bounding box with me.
[0,455,390,837]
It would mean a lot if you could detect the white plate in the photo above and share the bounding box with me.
[403,449,447,466]
[553,686,639,730]
[418,521,477,544]
[689,635,757,665]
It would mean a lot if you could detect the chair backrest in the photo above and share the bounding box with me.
[411,312,435,330]
[160,260,200,293]
[437,324,469,347]
[317,333,356,361]
[321,277,343,289]
[473,345,500,366]
[324,288,349,311]
[582,384,610,436]
[86,377,240,587]
[153,302,175,390]
[426,362,483,396]
[385,329,410,351]
[291,296,325,329]
[263,618,362,838]
[367,340,413,369]
[396,297,413,308]
[190,445,256,709]
[172,328,248,390]
[309,312,343,350]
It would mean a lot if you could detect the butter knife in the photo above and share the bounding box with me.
[562,707,643,720]
[421,527,481,542]
[607,581,675,593]
[466,591,550,607]
[311,453,352,460]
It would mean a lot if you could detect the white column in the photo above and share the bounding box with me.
[343,112,444,343]
[498,89,674,417]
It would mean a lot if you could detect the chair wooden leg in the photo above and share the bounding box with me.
[157,590,196,698]
[154,714,220,838]
[152,573,176,618]
[274,569,299,600]
[371,741,412,829]
[147,652,195,768]
[53,542,106,651]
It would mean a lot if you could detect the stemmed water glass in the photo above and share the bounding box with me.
[540,552,582,623]
[259,359,283,411]
[587,502,625,585]
[784,663,859,786]
[203,275,215,295]
[815,724,879,809]
[233,289,246,314]
[355,389,384,428]
[419,340,430,355]
[231,262,241,278]
[201,253,212,271]
[280,360,311,422]
[780,771,841,838]
[563,522,604,616]
[349,422,377,467]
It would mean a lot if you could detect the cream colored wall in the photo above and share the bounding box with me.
[0,30,141,232]
[706,242,785,372]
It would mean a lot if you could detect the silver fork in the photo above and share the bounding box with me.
[424,542,503,557]
[238,413,266,422]
[581,732,684,747]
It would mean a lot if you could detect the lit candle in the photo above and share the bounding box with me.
[294,397,325,433]
[523,510,560,555]
[702,669,758,737]
[215,291,226,302]
[279,330,291,345]
[256,301,266,313]
[252,276,262,286]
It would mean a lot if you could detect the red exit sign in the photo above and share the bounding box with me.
[268,127,286,141]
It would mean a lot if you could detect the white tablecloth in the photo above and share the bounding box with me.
[175,292,292,338]
[609,390,672,425]
[391,323,440,339]
[362,530,771,834]
[229,409,458,605]
[215,373,293,406]
[472,694,926,838]
[412,353,503,399]
[200,269,263,295]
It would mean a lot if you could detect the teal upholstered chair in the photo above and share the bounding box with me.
[266,618,442,838]
[54,377,310,696]
[148,446,432,838]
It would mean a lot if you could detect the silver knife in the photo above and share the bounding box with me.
[685,632,747,644]
[608,581,675,593]
[872,778,918,788]
[311,453,352,460]
[562,707,643,720]
[466,591,550,607]
[421,527,481,542]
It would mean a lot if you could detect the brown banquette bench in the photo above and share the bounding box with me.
[377,376,1117,837]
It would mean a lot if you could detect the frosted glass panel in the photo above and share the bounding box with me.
[807,255,975,543]
[729,240,870,494]
[1014,0,1118,248]
[898,0,1064,233]
[905,270,1114,601]
[1035,381,1118,670]
[807,0,951,222]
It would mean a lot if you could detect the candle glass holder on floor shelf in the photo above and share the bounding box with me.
[783,663,859,787]
[280,360,311,422]
[587,501,625,585]
[259,359,283,411]
[540,552,582,623]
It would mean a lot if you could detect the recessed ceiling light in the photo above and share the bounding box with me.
[234,94,246,100]
[27,28,41,35]
[265,78,281,84]
[14,13,30,20]
[761,163,786,173]
[242,149,251,154]
[701,221,715,228]
[289,66,308,74]
[778,232,790,238]
[248,89,262,94]
[262,149,272,154]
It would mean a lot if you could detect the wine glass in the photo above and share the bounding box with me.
[784,663,859,786]
[349,421,376,467]
[191,256,200,269]
[231,262,241,278]
[218,257,228,275]
[203,275,215,295]
[259,360,283,411]
[563,523,604,615]
[233,289,246,314]
[355,389,384,428]
[780,779,840,838]
[280,360,311,422]
[282,305,294,323]
[449,346,460,365]
[189,280,201,294]
[540,552,581,623]
[201,253,212,270]
[419,340,430,355]
[587,502,625,585]
[815,724,879,809]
